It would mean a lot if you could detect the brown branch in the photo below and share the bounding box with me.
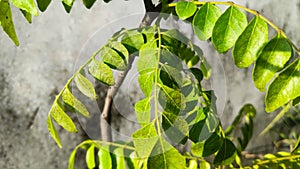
[98,0,166,142]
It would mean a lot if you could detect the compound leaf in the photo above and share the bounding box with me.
[175,1,197,20]
[193,3,222,40]
[74,72,97,100]
[0,0,19,46]
[253,35,292,91]
[138,71,154,97]
[62,87,90,117]
[88,59,115,86]
[266,58,300,112]
[50,101,78,133]
[134,97,151,127]
[68,148,77,169]
[47,114,62,148]
[86,144,96,169]
[212,6,247,53]
[11,0,38,16]
[233,16,268,68]
[137,47,158,74]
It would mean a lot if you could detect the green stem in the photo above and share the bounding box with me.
[168,1,300,55]
[254,154,300,165]
[76,139,135,151]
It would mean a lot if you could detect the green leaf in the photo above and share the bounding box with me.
[121,30,144,54]
[36,0,51,12]
[98,145,112,169]
[175,1,197,20]
[292,135,300,154]
[62,0,73,13]
[68,148,77,169]
[132,123,158,158]
[191,132,223,157]
[108,41,129,61]
[88,59,115,86]
[134,97,151,127]
[200,56,211,79]
[11,0,38,16]
[233,16,268,68]
[0,0,19,46]
[253,35,293,91]
[188,159,198,169]
[62,87,90,117]
[193,3,222,40]
[293,96,300,106]
[159,84,186,112]
[147,137,186,169]
[47,114,62,148]
[62,0,74,6]
[113,147,126,169]
[138,72,154,97]
[50,101,78,133]
[86,144,96,169]
[141,26,156,43]
[100,46,127,70]
[190,68,203,83]
[266,58,300,112]
[20,9,32,23]
[162,112,189,144]
[212,6,247,53]
[74,72,97,99]
[137,47,158,74]
[82,0,96,9]
[213,139,237,165]
[199,160,210,169]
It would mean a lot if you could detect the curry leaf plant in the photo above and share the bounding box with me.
[31,0,300,168]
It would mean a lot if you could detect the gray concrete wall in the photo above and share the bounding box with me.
[0,0,299,168]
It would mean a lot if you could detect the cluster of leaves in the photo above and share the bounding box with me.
[0,0,111,46]
[44,1,300,169]
[172,1,300,113]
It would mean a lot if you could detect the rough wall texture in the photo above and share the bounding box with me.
[0,0,299,168]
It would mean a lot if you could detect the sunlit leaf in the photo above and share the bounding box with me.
[175,1,197,20]
[212,6,247,53]
[213,139,237,165]
[233,16,268,68]
[62,87,90,117]
[141,26,156,43]
[100,46,127,70]
[88,59,115,85]
[199,160,210,169]
[200,56,211,79]
[0,0,19,46]
[132,123,158,158]
[98,145,112,169]
[36,0,51,12]
[74,72,97,99]
[134,97,151,126]
[62,0,73,13]
[266,58,300,112]
[12,0,38,16]
[82,0,96,9]
[20,9,32,23]
[50,102,77,133]
[108,41,129,61]
[253,35,292,91]
[62,0,74,6]
[147,137,185,169]
[47,114,62,148]
[159,84,185,112]
[188,159,198,169]
[193,3,222,40]
[137,47,158,74]
[121,30,144,53]
[138,71,154,97]
[113,147,126,169]
[86,144,96,169]
[68,148,77,169]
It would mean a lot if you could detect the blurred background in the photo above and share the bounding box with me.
[0,0,299,168]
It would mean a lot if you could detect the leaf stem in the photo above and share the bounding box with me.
[253,154,300,165]
[168,1,300,55]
